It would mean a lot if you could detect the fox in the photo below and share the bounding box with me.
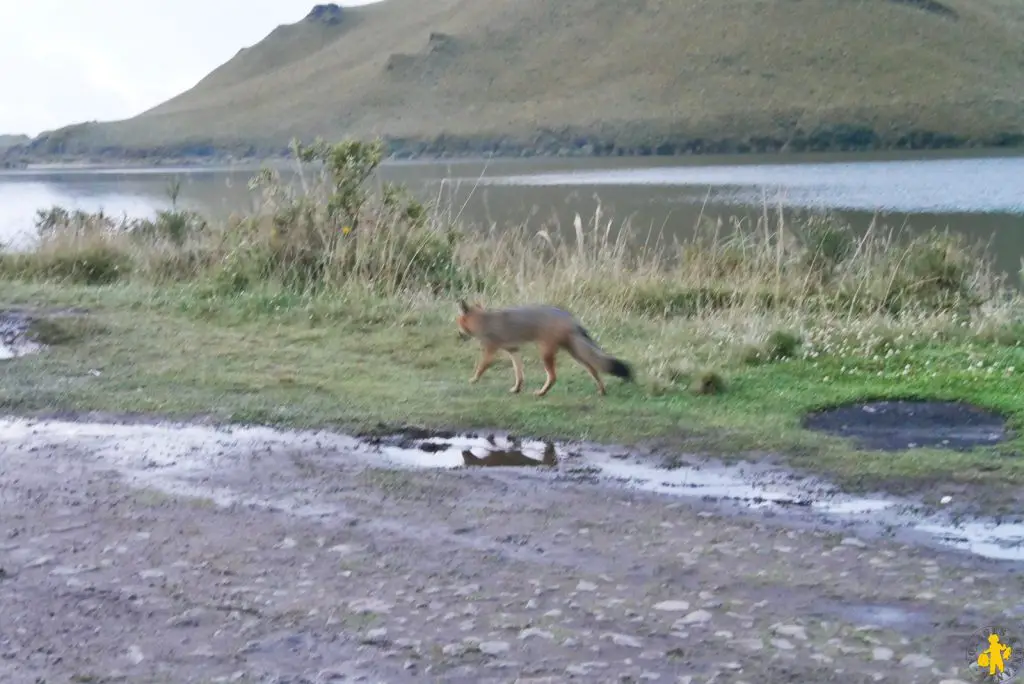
[455,300,634,397]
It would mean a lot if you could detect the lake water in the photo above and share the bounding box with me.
[2,149,1023,279]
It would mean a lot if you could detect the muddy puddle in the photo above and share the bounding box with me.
[367,431,1024,562]
[803,399,1009,451]
[0,311,41,360]
[2,417,1023,564]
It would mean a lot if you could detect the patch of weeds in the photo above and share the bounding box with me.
[689,369,728,396]
[740,329,802,365]
[661,454,687,470]
[27,316,106,345]
[766,329,802,360]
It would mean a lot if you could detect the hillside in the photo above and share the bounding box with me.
[13,0,1024,161]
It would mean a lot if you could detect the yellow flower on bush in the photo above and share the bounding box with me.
[341,225,352,235]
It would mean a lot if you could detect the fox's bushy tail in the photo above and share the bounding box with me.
[570,325,634,382]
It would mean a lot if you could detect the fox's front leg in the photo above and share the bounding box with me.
[507,350,525,394]
[470,345,497,384]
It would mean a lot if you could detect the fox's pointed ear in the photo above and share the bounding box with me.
[458,299,470,314]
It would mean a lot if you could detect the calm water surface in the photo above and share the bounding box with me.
[2,150,1023,278]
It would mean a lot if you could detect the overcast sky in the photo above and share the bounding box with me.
[0,0,383,137]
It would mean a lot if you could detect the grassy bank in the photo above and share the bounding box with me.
[2,139,1023,505]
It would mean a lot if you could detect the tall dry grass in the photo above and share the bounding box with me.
[1,138,1019,366]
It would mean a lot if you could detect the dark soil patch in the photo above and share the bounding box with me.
[888,0,958,20]
[803,399,1009,452]
[1,307,93,355]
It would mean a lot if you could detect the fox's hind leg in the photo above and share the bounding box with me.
[534,345,558,397]
[506,349,525,394]
[470,344,497,384]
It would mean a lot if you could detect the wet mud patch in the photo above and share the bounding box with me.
[0,307,92,360]
[0,310,41,360]
[362,427,1024,563]
[2,415,1024,563]
[802,399,1009,451]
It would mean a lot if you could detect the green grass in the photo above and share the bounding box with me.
[13,0,1024,160]
[2,281,1023,504]
[2,139,1024,509]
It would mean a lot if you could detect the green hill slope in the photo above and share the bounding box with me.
[17,0,1024,159]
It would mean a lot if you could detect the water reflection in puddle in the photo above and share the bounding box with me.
[0,313,42,360]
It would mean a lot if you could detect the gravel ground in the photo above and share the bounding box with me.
[1,416,1021,684]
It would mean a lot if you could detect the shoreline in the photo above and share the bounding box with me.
[3,142,1024,176]
[4,124,1024,170]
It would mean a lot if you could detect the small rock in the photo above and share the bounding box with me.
[126,645,144,665]
[329,544,356,555]
[566,661,608,676]
[519,628,555,641]
[841,537,867,548]
[603,633,643,648]
[50,565,89,576]
[348,598,393,614]
[487,659,521,670]
[900,654,934,668]
[770,638,795,651]
[872,647,894,661]
[653,600,690,612]
[442,643,468,657]
[937,680,971,684]
[319,666,359,681]
[139,569,165,580]
[361,628,388,645]
[276,537,297,549]
[394,638,420,651]
[479,641,511,656]
[772,624,808,641]
[576,580,598,592]
[674,610,712,627]
[166,608,205,628]
[24,555,54,569]
[734,638,763,651]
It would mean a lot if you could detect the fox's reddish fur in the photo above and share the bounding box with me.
[455,300,633,397]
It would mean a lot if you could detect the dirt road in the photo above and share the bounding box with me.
[0,415,1020,683]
